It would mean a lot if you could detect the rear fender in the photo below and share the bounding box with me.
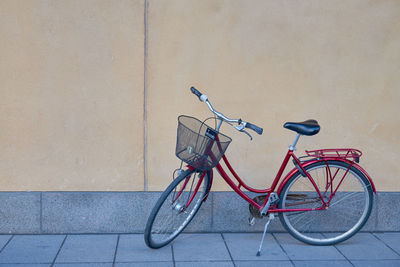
[276,160,319,195]
[351,162,376,193]
[276,159,376,195]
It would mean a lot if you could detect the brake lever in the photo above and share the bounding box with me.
[234,123,253,140]
[242,129,253,141]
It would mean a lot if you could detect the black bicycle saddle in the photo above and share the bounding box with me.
[283,120,320,136]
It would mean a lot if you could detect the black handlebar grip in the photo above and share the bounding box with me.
[190,86,202,100]
[245,122,263,135]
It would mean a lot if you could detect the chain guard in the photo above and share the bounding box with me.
[249,193,280,218]
[249,195,268,218]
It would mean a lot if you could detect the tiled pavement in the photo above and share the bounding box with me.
[0,232,399,266]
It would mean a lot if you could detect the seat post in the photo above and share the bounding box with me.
[289,133,301,151]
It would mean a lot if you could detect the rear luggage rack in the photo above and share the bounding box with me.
[305,148,362,163]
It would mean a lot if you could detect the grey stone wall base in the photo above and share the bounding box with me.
[0,192,41,234]
[0,191,397,234]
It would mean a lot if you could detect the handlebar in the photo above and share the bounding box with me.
[190,86,263,137]
[245,122,263,135]
[190,86,208,102]
[190,87,202,100]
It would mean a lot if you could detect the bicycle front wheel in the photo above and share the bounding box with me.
[278,160,373,245]
[144,169,210,249]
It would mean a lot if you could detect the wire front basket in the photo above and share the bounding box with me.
[175,115,232,171]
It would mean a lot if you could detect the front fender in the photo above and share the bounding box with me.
[203,169,213,202]
[186,165,214,202]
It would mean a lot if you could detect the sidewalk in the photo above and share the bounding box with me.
[0,232,399,266]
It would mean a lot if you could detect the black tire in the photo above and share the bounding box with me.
[144,169,210,248]
[278,160,373,245]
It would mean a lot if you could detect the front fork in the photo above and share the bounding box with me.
[173,167,213,214]
[187,166,213,202]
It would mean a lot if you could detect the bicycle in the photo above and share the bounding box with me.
[144,87,376,255]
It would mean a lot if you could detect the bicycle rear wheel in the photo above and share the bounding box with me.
[144,169,210,248]
[278,160,373,245]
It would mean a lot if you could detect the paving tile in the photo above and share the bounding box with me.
[351,260,400,267]
[172,234,231,261]
[0,235,65,264]
[116,263,173,267]
[175,262,234,267]
[235,261,293,267]
[223,233,289,261]
[334,233,400,260]
[0,236,11,250]
[273,233,344,260]
[293,260,352,267]
[55,235,117,263]
[115,234,172,262]
[374,233,400,255]
[54,264,112,267]
[0,265,50,267]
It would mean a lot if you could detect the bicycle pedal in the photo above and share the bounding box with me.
[248,216,256,226]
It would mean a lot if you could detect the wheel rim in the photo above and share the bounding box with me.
[148,172,208,246]
[280,163,371,244]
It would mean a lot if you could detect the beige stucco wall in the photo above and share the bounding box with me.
[0,0,144,191]
[1,0,399,191]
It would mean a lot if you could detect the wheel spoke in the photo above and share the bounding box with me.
[279,161,372,245]
[329,191,363,207]
[145,170,209,248]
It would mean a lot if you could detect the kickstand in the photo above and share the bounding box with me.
[256,213,274,256]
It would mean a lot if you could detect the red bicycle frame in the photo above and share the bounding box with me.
[180,135,376,215]
[218,149,377,213]
[216,150,327,213]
